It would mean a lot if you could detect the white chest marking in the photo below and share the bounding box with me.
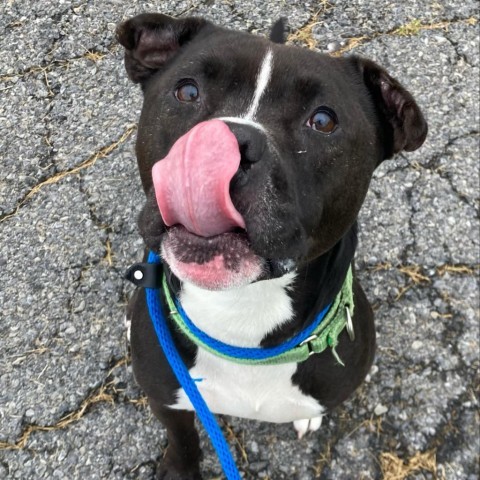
[169,275,325,423]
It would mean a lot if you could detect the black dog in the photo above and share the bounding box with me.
[117,13,427,479]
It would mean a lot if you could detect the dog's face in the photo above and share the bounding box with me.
[118,14,427,290]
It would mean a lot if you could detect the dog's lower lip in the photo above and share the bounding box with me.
[161,225,264,290]
[162,224,254,264]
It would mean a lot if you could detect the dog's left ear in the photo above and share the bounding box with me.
[116,13,207,84]
[354,57,428,158]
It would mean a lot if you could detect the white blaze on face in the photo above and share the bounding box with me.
[244,48,274,121]
[218,48,274,132]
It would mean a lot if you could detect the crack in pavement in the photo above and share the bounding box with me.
[123,459,158,478]
[423,131,480,170]
[0,380,117,451]
[0,45,118,82]
[78,175,114,261]
[380,131,479,215]
[361,261,479,310]
[443,33,474,67]
[364,261,479,281]
[287,1,334,49]
[331,16,478,56]
[1,15,476,82]
[429,387,479,475]
[0,125,136,225]
[414,131,480,211]
[398,174,421,267]
[0,356,146,451]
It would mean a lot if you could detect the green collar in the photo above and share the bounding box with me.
[162,266,355,366]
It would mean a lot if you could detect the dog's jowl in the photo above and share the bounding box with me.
[117,13,427,479]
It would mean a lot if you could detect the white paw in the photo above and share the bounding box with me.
[293,416,323,440]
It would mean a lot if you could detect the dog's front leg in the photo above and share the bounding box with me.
[150,399,202,480]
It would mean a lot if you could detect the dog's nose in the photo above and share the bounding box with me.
[224,122,267,168]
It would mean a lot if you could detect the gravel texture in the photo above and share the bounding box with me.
[1,1,478,479]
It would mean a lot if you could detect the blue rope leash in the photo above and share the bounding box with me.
[145,251,241,480]
[145,251,332,479]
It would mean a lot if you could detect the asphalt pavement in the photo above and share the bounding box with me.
[0,1,479,479]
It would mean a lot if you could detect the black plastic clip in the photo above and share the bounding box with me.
[125,262,163,289]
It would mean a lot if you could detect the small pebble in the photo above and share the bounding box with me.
[374,404,388,416]
[249,461,269,473]
[73,299,86,313]
[412,340,423,350]
[327,41,341,53]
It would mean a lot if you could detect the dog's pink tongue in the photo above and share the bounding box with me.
[152,120,245,237]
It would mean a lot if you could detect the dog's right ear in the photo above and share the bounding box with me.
[116,13,207,84]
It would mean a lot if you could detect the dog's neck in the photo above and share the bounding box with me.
[174,224,358,349]
[179,272,296,347]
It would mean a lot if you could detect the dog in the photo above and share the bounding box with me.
[117,13,427,479]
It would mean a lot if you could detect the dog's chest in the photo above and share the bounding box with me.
[169,275,324,423]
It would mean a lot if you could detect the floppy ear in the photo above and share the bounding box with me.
[116,13,207,84]
[355,57,428,158]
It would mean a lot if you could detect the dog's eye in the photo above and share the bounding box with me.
[307,108,338,134]
[175,81,200,102]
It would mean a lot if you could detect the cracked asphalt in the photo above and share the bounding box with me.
[0,1,478,479]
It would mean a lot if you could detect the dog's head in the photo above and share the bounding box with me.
[117,14,427,290]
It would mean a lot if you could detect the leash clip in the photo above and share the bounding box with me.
[345,306,355,341]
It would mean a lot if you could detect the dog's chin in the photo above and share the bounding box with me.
[160,226,265,291]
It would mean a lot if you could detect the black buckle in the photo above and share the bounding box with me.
[125,262,163,288]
